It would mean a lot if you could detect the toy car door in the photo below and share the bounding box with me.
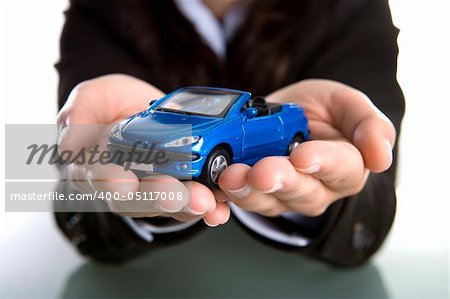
[241,114,283,164]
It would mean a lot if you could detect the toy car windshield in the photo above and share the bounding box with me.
[154,88,241,117]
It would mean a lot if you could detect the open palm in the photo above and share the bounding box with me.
[217,79,396,216]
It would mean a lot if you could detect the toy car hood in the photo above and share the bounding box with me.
[117,109,225,143]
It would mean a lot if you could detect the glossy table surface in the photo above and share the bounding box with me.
[0,206,447,299]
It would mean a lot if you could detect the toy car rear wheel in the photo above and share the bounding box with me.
[198,148,230,189]
[287,134,304,155]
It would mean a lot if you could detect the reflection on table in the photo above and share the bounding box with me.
[61,220,389,298]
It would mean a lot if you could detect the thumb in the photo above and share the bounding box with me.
[353,115,396,173]
[57,74,165,154]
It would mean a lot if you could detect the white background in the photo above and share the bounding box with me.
[0,0,449,298]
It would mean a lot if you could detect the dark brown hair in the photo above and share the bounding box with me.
[118,0,300,95]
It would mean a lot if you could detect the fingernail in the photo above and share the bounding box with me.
[204,219,219,227]
[296,163,320,174]
[385,140,393,164]
[57,126,69,158]
[262,180,284,194]
[226,184,252,199]
[185,206,206,216]
[216,196,229,203]
[153,201,180,213]
[58,125,68,146]
[152,201,167,213]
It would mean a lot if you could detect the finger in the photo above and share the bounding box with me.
[86,163,140,195]
[183,181,217,215]
[219,163,287,216]
[166,212,202,223]
[330,85,396,172]
[56,82,110,154]
[169,182,222,223]
[117,180,218,221]
[108,174,188,217]
[218,163,252,191]
[243,157,337,216]
[107,173,171,217]
[246,156,340,217]
[139,174,190,213]
[246,156,320,201]
[353,115,395,173]
[140,181,217,216]
[246,156,334,216]
[203,201,231,227]
[289,140,367,195]
[213,189,229,203]
[57,112,102,156]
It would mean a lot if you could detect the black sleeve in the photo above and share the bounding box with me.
[55,0,153,109]
[54,0,203,263]
[299,0,405,266]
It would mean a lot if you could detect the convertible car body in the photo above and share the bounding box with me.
[108,86,309,188]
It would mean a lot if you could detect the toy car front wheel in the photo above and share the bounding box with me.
[287,134,304,155]
[198,148,230,189]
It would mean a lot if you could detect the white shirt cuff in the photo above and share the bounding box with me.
[229,203,311,247]
[122,216,201,243]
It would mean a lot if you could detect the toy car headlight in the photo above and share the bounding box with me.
[164,136,200,147]
[111,123,123,140]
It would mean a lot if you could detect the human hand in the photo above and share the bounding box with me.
[57,74,230,226]
[218,79,395,216]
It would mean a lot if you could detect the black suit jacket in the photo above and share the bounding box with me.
[54,0,405,267]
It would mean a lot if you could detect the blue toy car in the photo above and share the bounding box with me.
[108,86,309,188]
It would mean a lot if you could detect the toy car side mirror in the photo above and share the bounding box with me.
[242,108,258,119]
[149,99,158,107]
